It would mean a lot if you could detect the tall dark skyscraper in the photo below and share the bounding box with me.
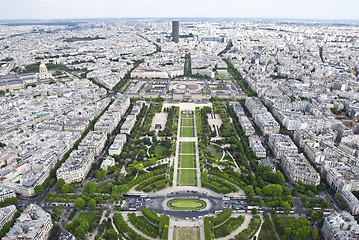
[172,21,179,43]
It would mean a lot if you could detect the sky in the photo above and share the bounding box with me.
[0,0,358,21]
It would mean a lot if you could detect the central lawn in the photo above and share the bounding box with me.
[180,127,194,137]
[78,212,97,224]
[181,118,194,127]
[179,155,196,168]
[178,169,196,186]
[174,227,200,240]
[168,198,206,210]
[180,142,195,154]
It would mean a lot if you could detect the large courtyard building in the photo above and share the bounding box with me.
[56,150,95,184]
[4,204,52,240]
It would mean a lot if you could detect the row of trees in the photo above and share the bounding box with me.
[224,59,257,96]
[158,106,178,137]
[141,208,169,239]
[113,213,148,240]
[214,215,245,238]
[128,213,159,238]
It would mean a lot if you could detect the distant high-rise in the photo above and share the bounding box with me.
[172,21,179,43]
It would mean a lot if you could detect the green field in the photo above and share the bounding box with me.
[178,169,196,186]
[179,155,196,168]
[167,198,206,210]
[173,227,200,240]
[181,118,194,126]
[180,127,195,137]
[180,142,195,154]
[78,212,97,224]
[181,112,194,118]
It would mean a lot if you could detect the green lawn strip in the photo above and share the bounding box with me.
[95,180,111,193]
[174,227,199,240]
[178,169,196,186]
[167,198,206,210]
[180,142,195,154]
[277,216,295,240]
[78,212,97,224]
[180,127,195,137]
[206,144,223,160]
[181,118,194,127]
[180,155,196,168]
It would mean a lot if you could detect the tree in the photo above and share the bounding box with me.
[311,210,323,222]
[53,207,62,216]
[305,190,314,198]
[251,208,257,214]
[283,187,291,196]
[84,182,97,194]
[119,185,129,193]
[88,199,96,211]
[34,185,44,195]
[285,217,310,240]
[75,226,85,239]
[103,228,118,240]
[283,201,291,214]
[61,184,71,194]
[262,184,283,197]
[311,229,319,239]
[74,198,86,210]
[55,178,65,190]
[95,169,107,181]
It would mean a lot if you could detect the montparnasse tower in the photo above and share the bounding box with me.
[38,60,52,79]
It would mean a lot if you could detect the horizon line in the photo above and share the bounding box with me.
[1,17,359,23]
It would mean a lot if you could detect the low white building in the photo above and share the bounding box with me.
[109,134,127,156]
[249,135,266,158]
[100,156,115,171]
[120,115,136,135]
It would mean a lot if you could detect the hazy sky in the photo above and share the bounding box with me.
[0,0,358,20]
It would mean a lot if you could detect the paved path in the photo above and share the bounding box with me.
[172,110,181,187]
[193,109,201,188]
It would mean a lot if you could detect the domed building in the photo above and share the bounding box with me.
[38,60,52,80]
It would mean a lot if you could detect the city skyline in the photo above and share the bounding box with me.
[0,0,359,21]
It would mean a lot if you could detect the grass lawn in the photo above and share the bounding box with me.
[78,212,97,224]
[278,217,295,240]
[95,181,111,194]
[206,144,223,160]
[167,198,206,210]
[173,227,200,240]
[178,169,196,186]
[154,145,167,158]
[181,118,194,127]
[180,142,195,154]
[179,155,196,168]
[181,112,194,118]
[258,224,271,240]
[180,127,194,137]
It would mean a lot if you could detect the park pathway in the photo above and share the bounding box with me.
[172,109,181,187]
